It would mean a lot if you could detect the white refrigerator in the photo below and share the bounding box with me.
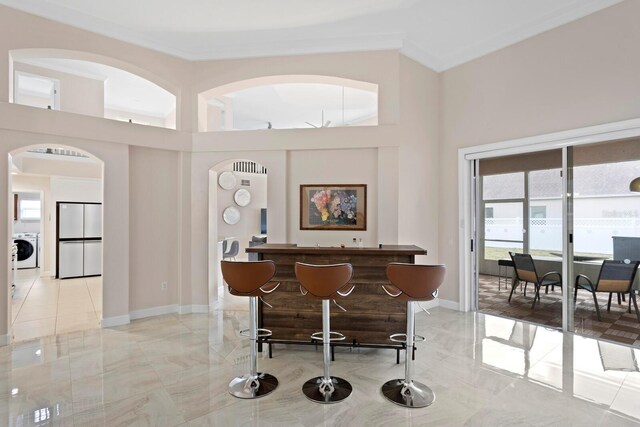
[57,202,102,279]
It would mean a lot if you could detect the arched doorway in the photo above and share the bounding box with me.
[9,144,104,341]
[208,159,268,309]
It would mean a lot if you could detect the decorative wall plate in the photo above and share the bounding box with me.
[234,188,251,207]
[218,171,237,190]
[223,206,241,225]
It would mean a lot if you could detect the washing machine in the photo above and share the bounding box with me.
[13,233,38,269]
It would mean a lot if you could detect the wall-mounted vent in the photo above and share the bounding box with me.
[233,161,267,174]
[27,148,89,159]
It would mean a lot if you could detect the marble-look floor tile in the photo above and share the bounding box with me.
[74,388,186,427]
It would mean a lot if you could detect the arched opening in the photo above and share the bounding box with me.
[198,75,378,132]
[208,159,268,309]
[9,144,104,341]
[10,49,177,129]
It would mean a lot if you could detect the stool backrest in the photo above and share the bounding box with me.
[221,260,276,294]
[386,263,446,301]
[295,262,353,299]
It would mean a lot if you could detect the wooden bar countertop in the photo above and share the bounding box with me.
[246,243,427,257]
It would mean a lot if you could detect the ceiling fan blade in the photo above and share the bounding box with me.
[323,120,331,128]
[305,121,319,128]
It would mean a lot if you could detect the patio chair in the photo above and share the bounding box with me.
[574,260,640,322]
[508,252,562,309]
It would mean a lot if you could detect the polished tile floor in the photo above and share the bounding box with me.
[11,269,102,342]
[479,274,640,347]
[1,294,640,425]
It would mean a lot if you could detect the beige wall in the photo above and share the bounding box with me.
[14,62,104,117]
[288,148,378,247]
[129,146,180,311]
[439,0,640,302]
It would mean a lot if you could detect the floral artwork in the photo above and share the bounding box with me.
[300,185,366,230]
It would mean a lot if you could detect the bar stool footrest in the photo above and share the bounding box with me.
[389,333,425,343]
[310,331,346,342]
[240,328,273,338]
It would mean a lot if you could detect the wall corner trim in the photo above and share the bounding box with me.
[101,314,131,327]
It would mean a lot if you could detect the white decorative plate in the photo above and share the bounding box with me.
[223,206,241,225]
[218,171,237,190]
[234,188,251,207]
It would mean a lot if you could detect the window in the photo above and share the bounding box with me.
[485,207,494,219]
[530,206,547,218]
[199,76,378,132]
[19,199,41,220]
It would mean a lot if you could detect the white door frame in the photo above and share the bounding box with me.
[457,117,640,313]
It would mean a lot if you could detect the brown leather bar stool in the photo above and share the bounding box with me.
[221,260,280,399]
[381,263,446,408]
[295,262,354,404]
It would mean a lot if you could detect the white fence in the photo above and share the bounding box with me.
[485,218,640,254]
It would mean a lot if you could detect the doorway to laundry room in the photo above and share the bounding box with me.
[9,145,104,342]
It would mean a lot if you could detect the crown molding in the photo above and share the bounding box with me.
[0,0,623,72]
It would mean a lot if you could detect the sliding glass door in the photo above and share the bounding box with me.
[571,140,640,346]
[473,139,640,346]
[476,149,563,329]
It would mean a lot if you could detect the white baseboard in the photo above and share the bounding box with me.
[421,300,440,310]
[438,299,461,311]
[101,314,131,328]
[130,304,179,320]
[179,304,209,314]
[0,334,11,346]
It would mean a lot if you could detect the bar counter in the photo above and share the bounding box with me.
[245,244,427,353]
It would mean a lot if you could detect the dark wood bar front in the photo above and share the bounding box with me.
[245,244,427,350]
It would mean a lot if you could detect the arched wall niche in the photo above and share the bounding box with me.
[197,74,379,132]
[9,49,180,130]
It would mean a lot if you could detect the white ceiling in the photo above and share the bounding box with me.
[16,58,176,118]
[0,0,622,71]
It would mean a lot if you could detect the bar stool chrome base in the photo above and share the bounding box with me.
[229,373,278,399]
[302,376,352,404]
[381,379,434,408]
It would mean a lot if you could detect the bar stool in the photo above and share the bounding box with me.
[295,262,355,404]
[381,263,446,408]
[221,260,280,399]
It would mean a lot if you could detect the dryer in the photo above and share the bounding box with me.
[13,233,38,269]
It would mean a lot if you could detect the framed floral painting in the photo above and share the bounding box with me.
[300,184,367,230]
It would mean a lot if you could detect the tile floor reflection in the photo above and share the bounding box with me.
[1,304,639,425]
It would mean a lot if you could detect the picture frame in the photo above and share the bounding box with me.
[300,184,367,230]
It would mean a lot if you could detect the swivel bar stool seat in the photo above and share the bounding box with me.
[221,260,280,399]
[382,263,446,408]
[295,262,355,404]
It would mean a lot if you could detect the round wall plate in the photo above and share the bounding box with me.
[234,188,251,207]
[218,171,237,190]
[223,206,241,225]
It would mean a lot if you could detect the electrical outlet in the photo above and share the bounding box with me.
[161,281,168,290]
